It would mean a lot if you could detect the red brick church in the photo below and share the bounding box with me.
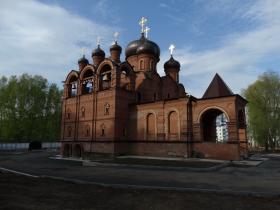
[61,18,248,160]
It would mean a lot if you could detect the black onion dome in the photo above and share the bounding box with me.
[125,33,160,58]
[125,39,142,57]
[92,45,105,57]
[164,55,180,70]
[110,41,122,52]
[136,39,160,58]
[78,55,89,64]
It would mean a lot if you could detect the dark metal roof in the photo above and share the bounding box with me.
[92,45,105,57]
[110,41,122,52]
[202,73,234,99]
[125,33,160,58]
[78,55,89,64]
[164,55,180,70]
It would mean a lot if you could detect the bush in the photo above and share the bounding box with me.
[28,141,42,150]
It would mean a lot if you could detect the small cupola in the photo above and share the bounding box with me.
[110,41,122,63]
[92,45,105,67]
[164,45,180,83]
[164,55,180,70]
[78,55,89,71]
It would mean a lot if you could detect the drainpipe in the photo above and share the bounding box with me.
[187,95,194,158]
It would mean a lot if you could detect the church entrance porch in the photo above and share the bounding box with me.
[200,108,229,143]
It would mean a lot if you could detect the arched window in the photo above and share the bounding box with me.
[147,113,156,135]
[85,124,90,137]
[81,107,85,118]
[82,70,94,94]
[140,60,144,70]
[168,111,178,134]
[100,124,105,136]
[100,65,111,90]
[66,108,71,119]
[67,76,78,97]
[104,103,110,115]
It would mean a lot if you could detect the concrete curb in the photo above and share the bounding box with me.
[50,156,231,172]
[83,161,230,172]
[0,167,39,178]
[51,155,265,169]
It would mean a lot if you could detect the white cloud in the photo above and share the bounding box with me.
[158,0,280,97]
[0,0,118,84]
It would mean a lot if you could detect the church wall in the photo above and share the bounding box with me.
[114,142,188,157]
[193,142,240,160]
[161,77,180,99]
[131,98,188,141]
[95,89,116,141]
[114,89,135,140]
[77,94,94,140]
[62,97,77,141]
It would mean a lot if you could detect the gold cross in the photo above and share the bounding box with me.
[139,17,147,33]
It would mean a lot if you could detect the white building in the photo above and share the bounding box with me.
[216,113,228,142]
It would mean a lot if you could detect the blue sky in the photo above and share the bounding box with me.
[0,0,280,97]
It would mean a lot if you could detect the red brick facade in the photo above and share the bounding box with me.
[61,31,248,160]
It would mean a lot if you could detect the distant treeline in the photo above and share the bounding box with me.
[0,74,62,142]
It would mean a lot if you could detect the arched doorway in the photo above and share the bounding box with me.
[200,108,229,143]
[72,144,82,158]
[63,144,71,157]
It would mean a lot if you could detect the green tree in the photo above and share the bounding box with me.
[0,74,62,142]
[243,71,280,151]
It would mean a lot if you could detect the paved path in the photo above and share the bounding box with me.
[1,151,280,195]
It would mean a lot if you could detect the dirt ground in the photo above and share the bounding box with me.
[1,172,280,210]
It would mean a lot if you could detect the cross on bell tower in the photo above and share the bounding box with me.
[113,32,119,42]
